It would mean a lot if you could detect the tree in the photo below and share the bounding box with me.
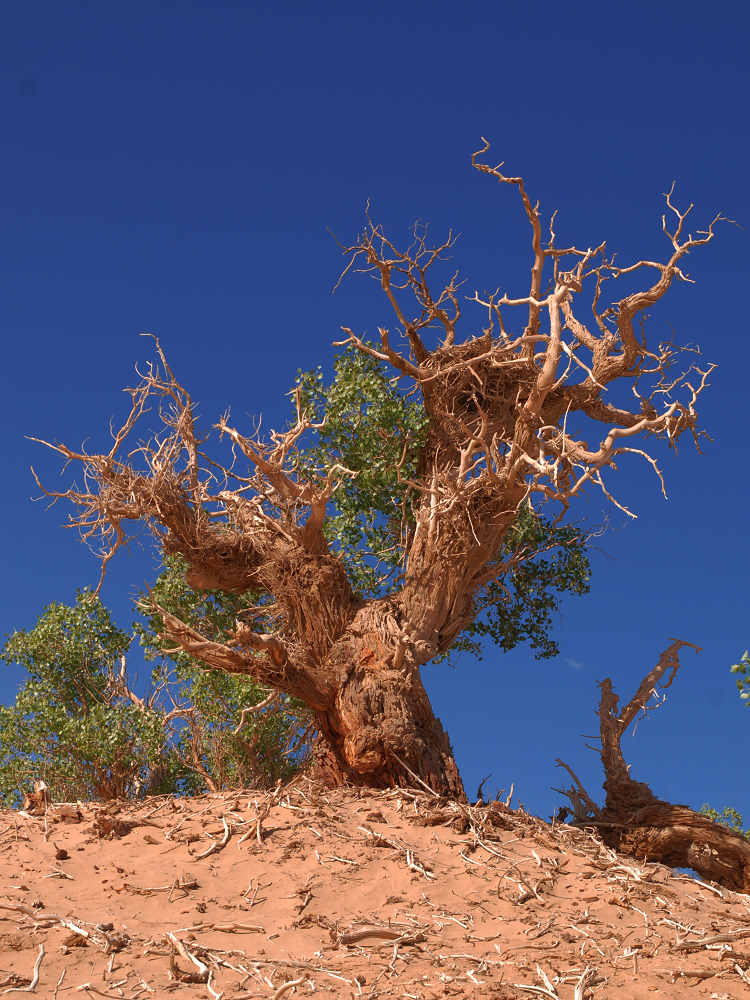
[0,570,310,806]
[34,142,745,887]
[0,591,173,804]
[3,337,589,807]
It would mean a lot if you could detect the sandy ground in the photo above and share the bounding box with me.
[1,778,749,999]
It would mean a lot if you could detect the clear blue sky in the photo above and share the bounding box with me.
[1,2,748,827]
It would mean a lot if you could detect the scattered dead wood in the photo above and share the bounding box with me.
[337,923,427,947]
[122,876,199,896]
[239,780,283,846]
[167,931,209,983]
[2,780,750,996]
[270,978,305,1000]
[0,944,44,995]
[193,816,231,860]
[89,814,135,839]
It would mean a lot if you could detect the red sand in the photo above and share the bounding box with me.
[1,778,749,998]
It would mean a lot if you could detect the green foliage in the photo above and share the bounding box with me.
[295,343,591,661]
[730,650,750,705]
[451,504,591,662]
[698,804,750,840]
[0,592,176,806]
[134,556,310,792]
[0,564,311,807]
[296,346,428,595]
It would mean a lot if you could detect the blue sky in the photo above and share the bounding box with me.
[1,1,748,829]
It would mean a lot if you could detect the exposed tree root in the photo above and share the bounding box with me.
[596,802,750,892]
[555,639,750,893]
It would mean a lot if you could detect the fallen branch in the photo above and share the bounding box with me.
[167,931,209,984]
[671,926,750,952]
[173,921,265,934]
[194,816,231,860]
[554,639,750,892]
[339,924,426,946]
[123,877,199,895]
[271,978,304,1000]
[1,944,44,995]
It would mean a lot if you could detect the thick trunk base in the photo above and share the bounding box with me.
[308,635,466,800]
[308,721,465,800]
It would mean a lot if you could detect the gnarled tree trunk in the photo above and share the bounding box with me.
[157,594,466,798]
[313,629,464,797]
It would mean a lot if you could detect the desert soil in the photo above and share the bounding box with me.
[0,777,749,999]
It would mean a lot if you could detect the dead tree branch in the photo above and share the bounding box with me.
[555,640,750,892]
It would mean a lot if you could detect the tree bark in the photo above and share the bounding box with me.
[157,597,466,799]
[312,630,465,798]
[594,802,750,893]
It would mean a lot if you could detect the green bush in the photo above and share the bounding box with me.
[698,804,750,840]
[0,593,176,805]
[0,578,310,807]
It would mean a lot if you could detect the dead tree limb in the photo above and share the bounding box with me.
[556,640,750,892]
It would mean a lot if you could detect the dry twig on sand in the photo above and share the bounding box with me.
[0,945,44,995]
